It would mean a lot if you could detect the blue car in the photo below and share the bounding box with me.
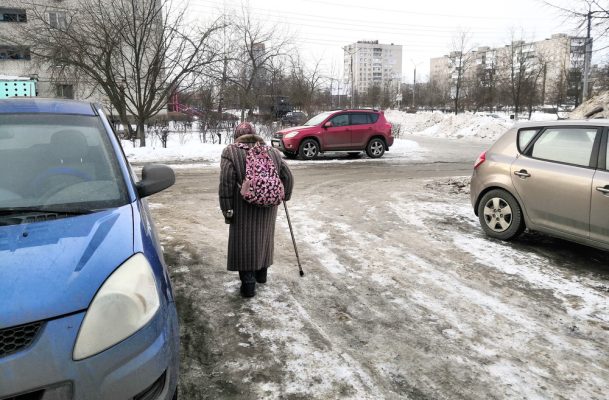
[0,99,179,399]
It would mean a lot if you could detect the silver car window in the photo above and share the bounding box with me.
[517,129,538,152]
[531,128,598,167]
[606,138,609,170]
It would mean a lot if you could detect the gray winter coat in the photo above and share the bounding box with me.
[219,134,294,271]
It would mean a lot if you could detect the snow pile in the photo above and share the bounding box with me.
[122,131,425,165]
[121,133,225,165]
[385,110,513,141]
[0,75,31,80]
[570,91,609,119]
[120,110,565,165]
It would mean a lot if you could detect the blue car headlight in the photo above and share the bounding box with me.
[73,253,160,360]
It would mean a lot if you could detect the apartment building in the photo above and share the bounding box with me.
[0,1,108,103]
[344,40,402,97]
[429,33,587,103]
[429,55,450,93]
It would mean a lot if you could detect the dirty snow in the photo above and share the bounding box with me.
[132,111,609,399]
[121,110,568,165]
[384,110,560,141]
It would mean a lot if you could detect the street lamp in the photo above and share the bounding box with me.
[343,45,359,108]
[411,60,422,109]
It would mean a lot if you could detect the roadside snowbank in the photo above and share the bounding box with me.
[385,110,559,141]
[385,110,512,141]
[122,134,225,165]
[122,133,425,165]
[122,110,562,164]
[570,91,609,119]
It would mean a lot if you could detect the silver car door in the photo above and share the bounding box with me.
[590,132,609,244]
[510,127,599,238]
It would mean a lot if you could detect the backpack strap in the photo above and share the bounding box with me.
[265,146,281,171]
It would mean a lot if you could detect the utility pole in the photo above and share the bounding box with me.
[350,51,355,108]
[411,60,422,109]
[218,13,227,116]
[344,45,357,108]
[338,78,341,108]
[412,65,416,108]
[582,8,593,102]
[329,78,333,109]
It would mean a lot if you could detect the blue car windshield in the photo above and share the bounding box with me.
[0,114,129,212]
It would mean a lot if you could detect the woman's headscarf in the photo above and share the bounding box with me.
[234,122,256,139]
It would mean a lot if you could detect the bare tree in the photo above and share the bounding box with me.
[449,31,475,114]
[496,31,543,118]
[525,55,547,119]
[288,54,325,114]
[8,0,222,146]
[218,4,292,121]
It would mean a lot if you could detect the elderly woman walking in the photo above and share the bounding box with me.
[219,122,294,298]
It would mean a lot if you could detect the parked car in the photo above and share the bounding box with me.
[281,111,307,126]
[0,98,179,399]
[471,120,609,251]
[271,109,394,159]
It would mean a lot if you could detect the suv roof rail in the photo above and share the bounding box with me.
[341,108,379,112]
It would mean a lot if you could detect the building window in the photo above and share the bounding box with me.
[0,46,31,60]
[49,12,67,29]
[56,84,74,99]
[0,8,27,22]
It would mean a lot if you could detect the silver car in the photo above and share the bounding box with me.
[470,120,609,250]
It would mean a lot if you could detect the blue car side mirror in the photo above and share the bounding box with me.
[136,164,175,198]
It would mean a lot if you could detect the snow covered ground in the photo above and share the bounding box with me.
[384,110,558,141]
[122,110,563,166]
[151,163,609,399]
[121,135,428,165]
[130,114,609,399]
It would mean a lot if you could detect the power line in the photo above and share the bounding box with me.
[261,0,557,21]
[187,0,544,33]
[188,1,575,45]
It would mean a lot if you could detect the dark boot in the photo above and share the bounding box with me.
[239,271,256,298]
[255,267,268,284]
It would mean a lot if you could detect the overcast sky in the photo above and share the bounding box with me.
[187,0,599,82]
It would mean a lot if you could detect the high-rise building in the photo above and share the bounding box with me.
[429,33,588,105]
[344,40,402,99]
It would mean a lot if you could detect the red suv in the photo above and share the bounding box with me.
[271,109,394,159]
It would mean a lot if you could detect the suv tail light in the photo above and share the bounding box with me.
[474,151,486,169]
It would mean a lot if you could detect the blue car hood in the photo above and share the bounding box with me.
[0,204,134,329]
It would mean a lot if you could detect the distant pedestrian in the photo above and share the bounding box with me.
[219,122,294,297]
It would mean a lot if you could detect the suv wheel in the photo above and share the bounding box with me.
[477,189,525,240]
[366,138,385,158]
[299,139,319,160]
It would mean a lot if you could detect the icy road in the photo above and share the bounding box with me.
[145,137,609,399]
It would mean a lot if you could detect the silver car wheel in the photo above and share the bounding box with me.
[299,139,319,159]
[303,142,316,157]
[366,138,385,158]
[483,197,513,232]
[370,142,383,156]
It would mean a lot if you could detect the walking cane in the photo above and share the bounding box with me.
[283,201,304,277]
